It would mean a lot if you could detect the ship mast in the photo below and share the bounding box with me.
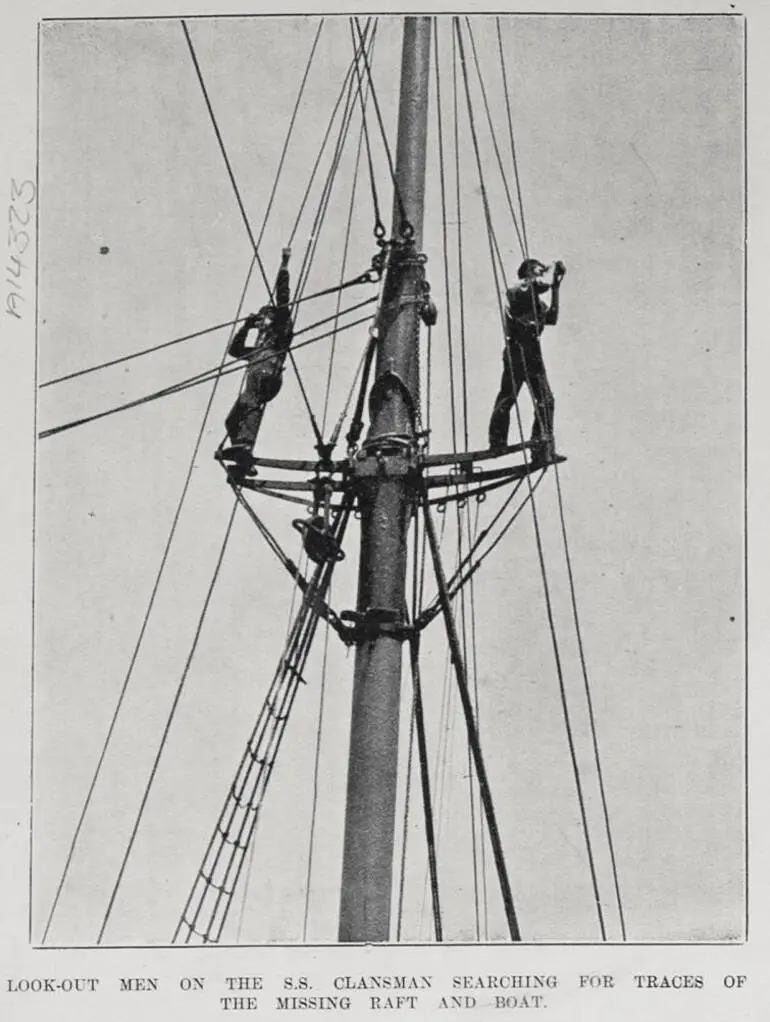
[338,16,432,943]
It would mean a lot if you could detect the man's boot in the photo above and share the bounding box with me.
[529,437,555,469]
[217,445,258,475]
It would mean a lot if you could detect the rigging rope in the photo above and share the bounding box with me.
[344,241,392,452]
[46,18,374,944]
[65,44,373,444]
[292,39,369,306]
[455,15,608,940]
[39,318,250,390]
[235,793,260,943]
[229,488,298,576]
[349,18,386,238]
[41,258,258,944]
[512,476,610,940]
[496,17,530,257]
[256,19,326,255]
[448,28,485,936]
[431,49,486,929]
[47,12,324,937]
[417,513,454,939]
[447,481,535,597]
[400,526,443,941]
[554,465,628,939]
[174,496,354,944]
[422,495,521,942]
[39,291,374,392]
[452,19,508,333]
[453,496,484,938]
[352,16,413,238]
[451,28,471,453]
[288,25,379,444]
[181,21,272,299]
[98,499,239,943]
[458,523,482,942]
[409,633,444,941]
[396,679,417,943]
[500,16,625,938]
[286,536,311,939]
[427,469,523,507]
[288,19,375,248]
[320,24,373,435]
[397,543,419,941]
[466,501,490,939]
[48,16,625,948]
[223,15,329,454]
[418,640,454,941]
[302,582,333,941]
[434,21,460,459]
[41,22,377,444]
[326,341,369,452]
[231,487,346,638]
[418,474,543,632]
[38,307,376,440]
[316,22,393,449]
[464,18,526,257]
[237,529,308,942]
[296,296,377,338]
[196,518,345,947]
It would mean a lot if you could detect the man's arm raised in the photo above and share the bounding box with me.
[545,260,566,326]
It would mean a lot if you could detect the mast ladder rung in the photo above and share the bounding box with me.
[243,761,270,779]
[199,872,235,897]
[245,736,269,757]
[283,661,309,686]
[178,917,211,941]
[215,825,251,852]
[263,703,290,722]
[245,740,274,762]
[229,780,259,806]
[228,786,261,811]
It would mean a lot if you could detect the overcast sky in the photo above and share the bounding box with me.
[34,13,743,947]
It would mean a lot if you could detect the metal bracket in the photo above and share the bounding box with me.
[352,452,416,480]
[352,433,420,481]
[339,607,413,645]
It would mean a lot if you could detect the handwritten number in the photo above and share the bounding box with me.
[8,224,29,255]
[11,179,35,205]
[6,179,33,322]
[9,204,30,227]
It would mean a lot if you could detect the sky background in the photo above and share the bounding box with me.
[33,13,744,947]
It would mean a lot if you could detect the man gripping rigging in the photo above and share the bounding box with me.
[488,257,566,467]
[219,247,293,475]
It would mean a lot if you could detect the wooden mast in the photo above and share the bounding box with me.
[338,16,432,942]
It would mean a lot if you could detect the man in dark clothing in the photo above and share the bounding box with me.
[488,257,566,466]
[219,248,293,473]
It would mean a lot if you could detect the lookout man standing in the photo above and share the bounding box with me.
[488,257,566,467]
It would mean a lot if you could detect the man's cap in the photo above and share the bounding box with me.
[517,258,547,279]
